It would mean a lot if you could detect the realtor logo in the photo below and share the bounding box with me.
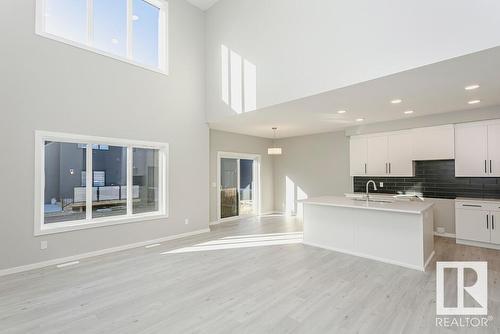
[436,261,488,315]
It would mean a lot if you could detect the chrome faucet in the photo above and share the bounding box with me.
[365,180,378,201]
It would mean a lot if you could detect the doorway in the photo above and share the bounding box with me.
[217,152,260,221]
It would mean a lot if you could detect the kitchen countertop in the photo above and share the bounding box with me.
[455,197,500,203]
[300,196,434,214]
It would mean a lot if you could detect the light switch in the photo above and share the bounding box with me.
[379,182,384,187]
[41,240,48,250]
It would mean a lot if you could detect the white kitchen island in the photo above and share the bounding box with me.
[301,196,435,271]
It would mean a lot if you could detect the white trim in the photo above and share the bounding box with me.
[35,0,168,75]
[34,130,169,236]
[56,261,80,268]
[423,250,436,271]
[434,232,457,239]
[216,151,262,222]
[303,241,428,272]
[0,228,210,277]
[456,239,500,250]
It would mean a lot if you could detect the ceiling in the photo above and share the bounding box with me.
[186,0,219,11]
[209,46,500,138]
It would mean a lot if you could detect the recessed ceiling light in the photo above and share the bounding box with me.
[132,15,139,21]
[337,110,347,114]
[404,110,414,115]
[111,38,119,44]
[391,99,402,104]
[355,118,365,122]
[468,100,481,105]
[465,84,480,91]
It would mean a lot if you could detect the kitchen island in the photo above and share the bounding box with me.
[301,196,435,271]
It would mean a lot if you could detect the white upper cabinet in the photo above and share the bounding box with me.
[412,125,454,160]
[349,137,367,176]
[455,120,500,177]
[349,131,413,177]
[487,124,500,177]
[366,136,388,176]
[387,132,414,176]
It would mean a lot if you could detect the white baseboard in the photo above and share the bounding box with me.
[0,228,210,277]
[456,239,500,250]
[434,232,456,239]
[303,241,426,272]
[209,212,285,226]
[423,251,436,271]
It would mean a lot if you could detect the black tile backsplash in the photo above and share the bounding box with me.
[353,160,500,200]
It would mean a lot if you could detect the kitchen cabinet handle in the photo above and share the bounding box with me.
[490,160,493,174]
[364,163,367,174]
[487,215,489,230]
[462,204,482,208]
[389,163,391,174]
[485,160,487,173]
[385,163,387,174]
[493,215,495,230]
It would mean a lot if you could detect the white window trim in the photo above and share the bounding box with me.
[35,0,169,75]
[34,130,169,236]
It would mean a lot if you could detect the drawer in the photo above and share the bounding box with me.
[455,200,500,211]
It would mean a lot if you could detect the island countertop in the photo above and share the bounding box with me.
[300,196,434,214]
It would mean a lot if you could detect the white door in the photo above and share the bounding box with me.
[366,136,388,176]
[350,137,367,176]
[387,132,414,177]
[455,125,488,177]
[487,124,500,177]
[491,211,500,244]
[455,209,491,243]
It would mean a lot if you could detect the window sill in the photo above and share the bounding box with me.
[35,213,169,236]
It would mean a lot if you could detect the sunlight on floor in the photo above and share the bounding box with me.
[162,232,303,254]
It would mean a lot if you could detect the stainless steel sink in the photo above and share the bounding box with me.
[352,198,394,204]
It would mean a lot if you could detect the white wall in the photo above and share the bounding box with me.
[206,0,500,122]
[0,0,208,271]
[209,130,274,222]
[273,131,352,214]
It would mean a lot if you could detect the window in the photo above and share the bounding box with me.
[35,131,168,235]
[36,0,167,73]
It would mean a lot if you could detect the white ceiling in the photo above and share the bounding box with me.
[209,46,500,138]
[186,0,219,11]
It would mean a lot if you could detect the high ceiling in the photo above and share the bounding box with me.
[186,0,219,11]
[209,46,500,138]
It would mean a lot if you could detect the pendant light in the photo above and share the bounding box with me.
[268,127,282,155]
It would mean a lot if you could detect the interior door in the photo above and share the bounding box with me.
[220,158,239,219]
[239,159,254,215]
[455,124,488,177]
[366,136,388,176]
[387,132,413,177]
[488,124,500,177]
[455,209,490,243]
[350,137,367,176]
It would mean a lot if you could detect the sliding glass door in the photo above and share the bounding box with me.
[220,158,239,219]
[219,154,259,220]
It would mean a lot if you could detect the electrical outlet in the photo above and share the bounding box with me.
[184,218,189,225]
[379,182,384,188]
[40,240,48,250]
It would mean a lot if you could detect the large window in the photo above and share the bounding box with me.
[36,0,167,73]
[35,131,168,235]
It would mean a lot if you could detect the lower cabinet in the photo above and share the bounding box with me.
[455,200,500,249]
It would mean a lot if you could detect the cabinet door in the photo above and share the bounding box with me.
[491,211,500,244]
[387,132,414,177]
[350,137,367,176]
[487,124,500,177]
[455,209,490,243]
[412,125,455,160]
[366,136,388,176]
[455,125,488,177]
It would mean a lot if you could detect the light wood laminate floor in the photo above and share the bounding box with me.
[1,215,499,333]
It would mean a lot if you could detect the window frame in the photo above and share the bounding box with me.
[34,131,169,236]
[35,0,168,75]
